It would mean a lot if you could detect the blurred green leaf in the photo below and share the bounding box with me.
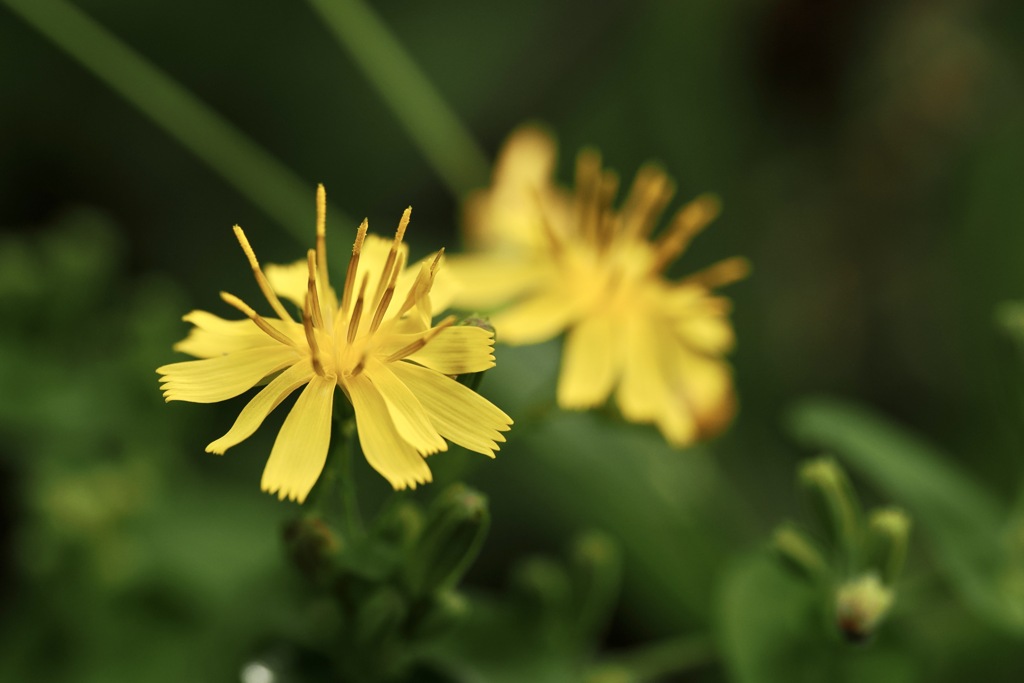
[717,553,918,683]
[788,396,1024,636]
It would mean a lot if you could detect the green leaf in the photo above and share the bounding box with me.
[788,396,1024,636]
[717,553,918,683]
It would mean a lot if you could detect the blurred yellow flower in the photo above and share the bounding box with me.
[158,186,512,502]
[450,127,748,446]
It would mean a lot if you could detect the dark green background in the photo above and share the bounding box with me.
[2,1,1023,681]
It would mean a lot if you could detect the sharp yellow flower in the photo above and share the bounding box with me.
[449,127,748,446]
[157,186,513,502]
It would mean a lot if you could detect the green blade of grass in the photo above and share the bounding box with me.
[3,0,351,241]
[306,0,490,198]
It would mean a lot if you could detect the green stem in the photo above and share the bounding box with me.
[305,0,490,197]
[586,633,716,682]
[2,0,352,240]
[339,419,364,539]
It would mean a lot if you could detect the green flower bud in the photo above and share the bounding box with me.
[835,573,895,642]
[510,556,572,615]
[772,523,829,582]
[569,530,622,643]
[409,589,470,640]
[405,484,490,597]
[282,515,342,582]
[866,507,911,584]
[799,457,863,570]
[373,499,424,550]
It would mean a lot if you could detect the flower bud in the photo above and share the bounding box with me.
[373,499,424,550]
[866,507,911,584]
[409,589,470,640]
[283,515,342,582]
[835,573,894,642]
[569,530,622,643]
[405,484,490,597]
[772,523,828,582]
[799,457,863,569]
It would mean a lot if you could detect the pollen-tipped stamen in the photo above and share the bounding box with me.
[621,166,676,240]
[373,207,411,306]
[650,194,722,273]
[369,249,406,335]
[574,149,603,242]
[305,250,326,330]
[395,249,444,320]
[384,314,457,363]
[302,300,325,377]
[680,256,751,289]
[532,189,564,257]
[219,291,297,347]
[233,226,295,323]
[341,219,368,316]
[347,273,370,344]
[315,184,330,289]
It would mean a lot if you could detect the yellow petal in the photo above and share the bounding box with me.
[157,346,299,403]
[206,361,315,454]
[557,314,619,409]
[260,375,335,503]
[264,259,309,309]
[615,314,700,446]
[675,314,735,355]
[173,311,295,359]
[403,326,495,375]
[487,289,578,345]
[464,125,559,251]
[363,358,447,455]
[673,347,736,440]
[390,361,512,456]
[347,373,432,490]
[445,254,550,311]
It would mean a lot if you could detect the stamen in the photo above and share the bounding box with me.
[384,314,457,363]
[374,207,411,306]
[369,249,406,334]
[347,273,369,344]
[532,189,564,257]
[395,249,444,319]
[679,256,751,289]
[341,219,368,315]
[302,300,325,377]
[220,291,297,347]
[574,149,602,241]
[595,170,620,251]
[650,194,722,273]
[621,166,676,240]
[306,250,325,330]
[315,184,329,290]
[233,226,295,322]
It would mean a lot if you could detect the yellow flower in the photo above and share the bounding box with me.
[449,127,748,446]
[158,186,512,502]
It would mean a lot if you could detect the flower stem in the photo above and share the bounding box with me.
[305,0,490,197]
[2,0,352,240]
[339,419,365,540]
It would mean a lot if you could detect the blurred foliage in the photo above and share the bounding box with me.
[2,0,1024,681]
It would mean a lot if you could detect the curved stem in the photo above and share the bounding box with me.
[338,419,365,540]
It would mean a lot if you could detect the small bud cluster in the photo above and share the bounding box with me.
[772,456,912,642]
